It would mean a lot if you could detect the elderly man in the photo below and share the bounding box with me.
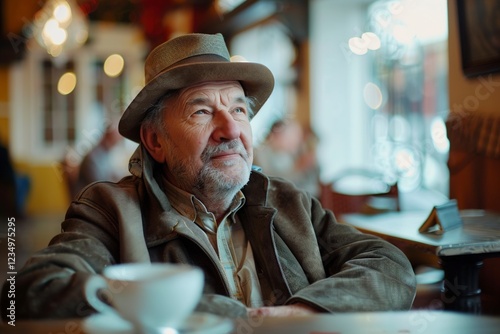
[3,33,416,320]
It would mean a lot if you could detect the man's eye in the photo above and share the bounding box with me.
[234,107,245,114]
[193,109,208,115]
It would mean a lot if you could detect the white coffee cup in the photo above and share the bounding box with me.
[85,263,204,332]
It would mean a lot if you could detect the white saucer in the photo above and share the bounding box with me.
[82,312,132,334]
[83,312,234,334]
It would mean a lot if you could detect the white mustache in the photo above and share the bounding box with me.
[201,140,248,162]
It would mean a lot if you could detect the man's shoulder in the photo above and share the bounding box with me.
[75,175,141,202]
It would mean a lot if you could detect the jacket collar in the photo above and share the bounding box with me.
[129,145,182,245]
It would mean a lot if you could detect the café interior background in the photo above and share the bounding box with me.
[1,0,500,313]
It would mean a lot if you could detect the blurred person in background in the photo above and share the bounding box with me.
[254,119,320,197]
[75,120,126,193]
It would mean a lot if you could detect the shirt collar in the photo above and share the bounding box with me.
[162,175,246,225]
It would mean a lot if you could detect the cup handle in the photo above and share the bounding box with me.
[84,275,118,315]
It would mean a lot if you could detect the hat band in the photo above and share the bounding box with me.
[145,54,230,83]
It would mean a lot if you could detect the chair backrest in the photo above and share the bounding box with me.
[320,169,399,216]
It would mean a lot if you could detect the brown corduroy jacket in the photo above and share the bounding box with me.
[3,146,416,319]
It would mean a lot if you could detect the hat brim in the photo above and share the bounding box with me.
[119,61,275,142]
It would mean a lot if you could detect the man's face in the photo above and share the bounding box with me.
[158,81,254,195]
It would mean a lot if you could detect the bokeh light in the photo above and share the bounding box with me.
[104,54,125,78]
[57,72,77,95]
[363,82,383,110]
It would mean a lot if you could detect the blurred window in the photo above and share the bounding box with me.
[311,0,449,197]
[367,0,449,194]
[10,25,144,163]
[231,23,298,145]
[95,58,127,119]
[41,60,76,144]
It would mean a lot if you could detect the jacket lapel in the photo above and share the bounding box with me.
[240,172,292,304]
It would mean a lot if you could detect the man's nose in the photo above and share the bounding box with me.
[212,111,241,142]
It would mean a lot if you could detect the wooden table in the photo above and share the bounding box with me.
[340,210,500,314]
[2,311,500,334]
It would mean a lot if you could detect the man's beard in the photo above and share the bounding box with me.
[169,140,251,198]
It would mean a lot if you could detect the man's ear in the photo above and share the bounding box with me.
[140,125,166,163]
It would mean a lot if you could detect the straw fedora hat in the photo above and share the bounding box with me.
[119,33,275,142]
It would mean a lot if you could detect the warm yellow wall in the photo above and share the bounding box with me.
[4,152,70,215]
[0,67,8,99]
[0,119,8,144]
[448,0,500,118]
[15,162,70,214]
[0,67,8,144]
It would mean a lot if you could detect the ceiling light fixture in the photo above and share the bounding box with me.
[32,0,89,57]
